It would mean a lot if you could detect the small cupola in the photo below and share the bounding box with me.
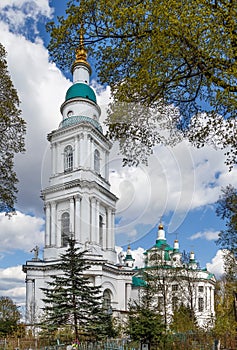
[157,222,166,242]
[189,251,197,269]
[124,245,135,268]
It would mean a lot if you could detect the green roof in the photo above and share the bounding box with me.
[59,115,103,133]
[132,276,147,287]
[65,83,97,103]
[164,251,171,261]
[125,254,134,261]
[146,239,173,252]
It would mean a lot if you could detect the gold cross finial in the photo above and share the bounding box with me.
[72,24,91,74]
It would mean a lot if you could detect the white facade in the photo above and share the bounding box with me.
[23,39,215,328]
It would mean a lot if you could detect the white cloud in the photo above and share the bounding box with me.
[116,246,145,268]
[132,247,146,268]
[189,229,220,241]
[111,140,237,238]
[0,212,44,252]
[0,0,53,35]
[0,266,25,305]
[206,250,225,279]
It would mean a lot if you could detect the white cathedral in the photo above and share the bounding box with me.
[23,36,215,329]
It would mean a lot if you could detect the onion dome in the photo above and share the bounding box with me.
[65,83,97,103]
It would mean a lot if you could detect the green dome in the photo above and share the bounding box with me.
[65,83,97,103]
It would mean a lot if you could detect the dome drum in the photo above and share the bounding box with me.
[61,99,101,121]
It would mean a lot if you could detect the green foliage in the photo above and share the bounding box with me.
[171,303,197,333]
[0,296,21,336]
[213,279,237,348]
[41,238,110,340]
[47,0,237,167]
[216,185,237,278]
[0,43,26,212]
[127,283,166,345]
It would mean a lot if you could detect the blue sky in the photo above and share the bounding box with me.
[0,1,236,311]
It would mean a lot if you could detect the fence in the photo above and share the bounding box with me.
[0,336,236,350]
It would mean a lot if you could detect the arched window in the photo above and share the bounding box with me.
[64,145,73,171]
[103,289,112,311]
[94,149,100,173]
[61,212,70,247]
[99,215,103,246]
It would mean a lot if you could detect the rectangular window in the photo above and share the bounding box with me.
[198,285,204,293]
[198,297,204,312]
[172,284,179,292]
[157,284,164,291]
[172,296,178,310]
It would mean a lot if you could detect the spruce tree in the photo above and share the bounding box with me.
[127,280,165,347]
[41,238,105,340]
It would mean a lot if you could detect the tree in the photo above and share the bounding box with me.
[0,296,21,336]
[0,43,25,212]
[171,303,197,333]
[127,281,166,347]
[216,185,237,278]
[41,238,109,340]
[46,0,237,167]
[213,278,237,349]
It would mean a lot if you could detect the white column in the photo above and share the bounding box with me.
[125,283,132,311]
[51,202,56,246]
[91,197,96,242]
[75,195,81,242]
[26,279,35,323]
[81,193,90,243]
[45,203,50,247]
[79,133,85,167]
[107,207,112,249]
[96,200,100,244]
[211,286,215,314]
[70,197,75,236]
[74,136,79,169]
[105,151,109,180]
[56,213,61,247]
[90,136,94,169]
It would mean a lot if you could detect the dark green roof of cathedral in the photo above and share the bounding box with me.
[132,276,147,287]
[65,83,97,103]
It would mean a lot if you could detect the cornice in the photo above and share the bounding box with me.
[41,179,118,202]
[47,120,112,148]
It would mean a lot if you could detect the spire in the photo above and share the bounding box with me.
[75,28,88,63]
[72,26,91,80]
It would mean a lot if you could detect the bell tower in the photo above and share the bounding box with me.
[42,32,117,263]
[23,33,135,325]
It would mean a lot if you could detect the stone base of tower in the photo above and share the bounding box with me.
[23,255,134,325]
